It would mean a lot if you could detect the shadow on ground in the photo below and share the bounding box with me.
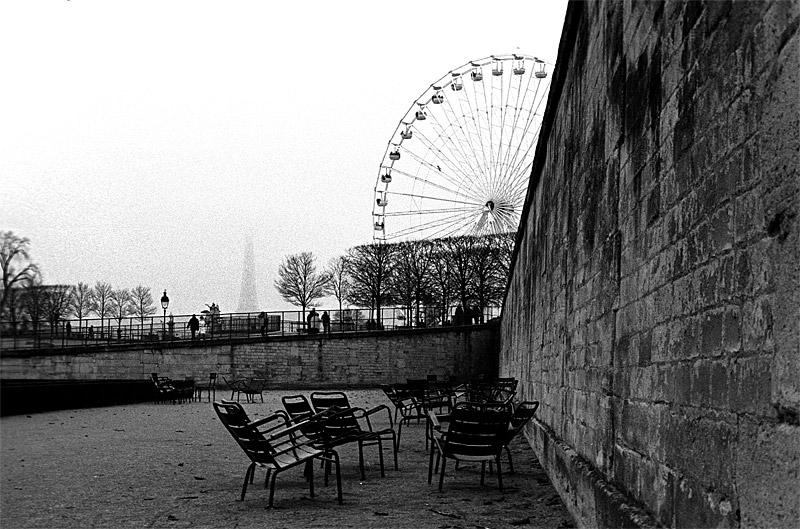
[1,389,575,528]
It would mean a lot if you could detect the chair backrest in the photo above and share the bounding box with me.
[221,375,243,390]
[443,404,511,459]
[209,373,217,384]
[508,401,539,435]
[246,378,266,391]
[282,394,315,421]
[213,400,281,465]
[310,391,360,434]
[310,391,351,412]
[282,394,328,442]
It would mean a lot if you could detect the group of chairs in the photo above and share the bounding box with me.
[213,378,539,508]
[151,372,272,404]
[150,373,195,404]
[381,376,539,492]
[213,390,397,508]
[220,375,268,403]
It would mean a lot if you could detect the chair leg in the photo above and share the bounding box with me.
[480,462,486,485]
[241,463,254,501]
[391,433,398,470]
[268,470,279,508]
[377,439,386,477]
[438,458,447,491]
[358,441,366,481]
[396,421,404,452]
[428,446,436,484]
[332,452,343,505]
[496,456,503,492]
[307,460,315,498]
[505,445,514,473]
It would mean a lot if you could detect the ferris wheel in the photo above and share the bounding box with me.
[372,53,554,242]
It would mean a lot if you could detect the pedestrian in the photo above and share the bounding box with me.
[454,305,464,326]
[307,308,319,334]
[88,325,95,339]
[259,312,267,336]
[187,314,200,340]
[66,321,72,338]
[471,305,481,324]
[321,311,331,334]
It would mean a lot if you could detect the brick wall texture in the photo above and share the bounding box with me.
[501,1,798,527]
[1,325,499,389]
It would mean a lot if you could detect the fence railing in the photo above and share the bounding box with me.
[0,304,500,352]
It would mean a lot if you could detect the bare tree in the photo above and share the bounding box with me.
[130,285,156,324]
[90,281,113,338]
[325,256,350,318]
[0,231,40,322]
[470,234,507,323]
[345,242,396,328]
[390,240,435,326]
[21,276,46,338]
[429,244,455,325]
[442,235,476,315]
[274,252,331,326]
[109,288,132,340]
[70,282,92,332]
[43,285,73,335]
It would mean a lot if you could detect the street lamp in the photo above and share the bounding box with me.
[160,290,169,337]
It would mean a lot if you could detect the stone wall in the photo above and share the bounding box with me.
[1,324,499,388]
[501,1,798,527]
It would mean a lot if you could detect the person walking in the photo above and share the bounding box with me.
[321,311,331,334]
[187,314,200,340]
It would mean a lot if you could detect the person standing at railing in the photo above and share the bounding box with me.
[307,308,320,334]
[187,314,200,340]
[321,311,331,335]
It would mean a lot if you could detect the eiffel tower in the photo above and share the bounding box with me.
[236,237,259,312]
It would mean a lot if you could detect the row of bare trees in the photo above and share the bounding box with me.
[1,231,158,336]
[274,233,514,327]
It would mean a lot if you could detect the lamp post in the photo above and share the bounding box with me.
[160,290,170,337]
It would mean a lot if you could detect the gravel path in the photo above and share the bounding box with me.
[1,389,575,528]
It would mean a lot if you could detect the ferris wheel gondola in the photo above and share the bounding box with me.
[372,53,554,241]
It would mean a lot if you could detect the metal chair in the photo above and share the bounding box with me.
[501,401,539,473]
[213,400,342,508]
[310,391,398,479]
[194,372,217,402]
[428,402,511,491]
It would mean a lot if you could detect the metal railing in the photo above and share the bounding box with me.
[0,305,500,352]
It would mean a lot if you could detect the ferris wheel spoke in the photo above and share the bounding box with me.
[388,166,478,203]
[440,89,492,187]
[405,129,480,194]
[385,206,480,217]
[384,190,483,208]
[384,209,482,241]
[424,110,485,185]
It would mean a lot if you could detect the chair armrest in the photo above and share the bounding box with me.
[363,404,393,425]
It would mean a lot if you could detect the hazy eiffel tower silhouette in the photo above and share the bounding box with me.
[236,237,259,312]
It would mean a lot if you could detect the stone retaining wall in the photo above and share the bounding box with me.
[501,1,798,527]
[1,324,499,388]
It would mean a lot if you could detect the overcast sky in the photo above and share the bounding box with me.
[1,0,568,316]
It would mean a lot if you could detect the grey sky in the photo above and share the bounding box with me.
[1,0,567,315]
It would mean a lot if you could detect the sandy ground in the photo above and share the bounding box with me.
[1,389,575,528]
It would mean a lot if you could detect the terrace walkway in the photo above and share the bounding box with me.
[1,389,574,528]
